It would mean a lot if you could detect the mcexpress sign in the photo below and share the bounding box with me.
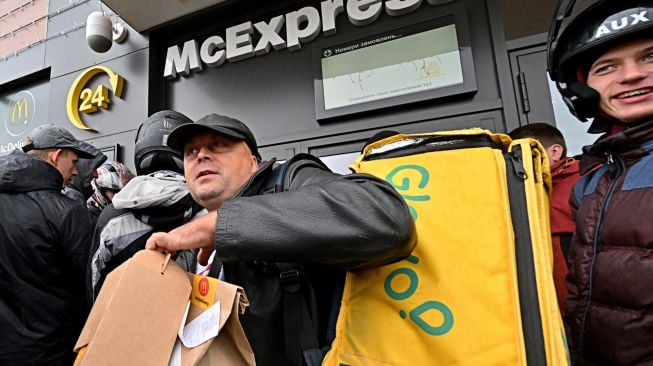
[164,0,454,79]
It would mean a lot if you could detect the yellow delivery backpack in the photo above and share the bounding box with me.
[323,128,569,365]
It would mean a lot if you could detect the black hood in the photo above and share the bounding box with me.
[0,150,63,193]
[64,141,107,201]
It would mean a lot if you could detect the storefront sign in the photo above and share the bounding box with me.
[5,91,35,137]
[1,93,34,153]
[321,21,462,110]
[0,83,47,156]
[66,66,125,131]
[164,0,455,79]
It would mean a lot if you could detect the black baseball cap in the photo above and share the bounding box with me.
[22,125,94,159]
[167,113,260,159]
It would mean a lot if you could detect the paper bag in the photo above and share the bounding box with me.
[169,274,256,366]
[74,250,192,366]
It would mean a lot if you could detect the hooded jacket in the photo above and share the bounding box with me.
[211,157,416,366]
[62,141,107,204]
[549,157,580,313]
[0,150,93,366]
[565,118,653,365]
[87,170,205,301]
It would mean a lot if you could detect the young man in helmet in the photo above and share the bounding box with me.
[548,1,653,364]
[86,110,206,301]
[145,113,416,365]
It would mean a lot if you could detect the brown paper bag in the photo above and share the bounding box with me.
[169,275,256,366]
[74,250,192,366]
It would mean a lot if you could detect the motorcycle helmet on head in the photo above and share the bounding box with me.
[547,0,653,121]
[95,161,135,191]
[90,161,135,209]
[134,110,193,175]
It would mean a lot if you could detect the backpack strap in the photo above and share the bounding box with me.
[273,154,332,365]
[277,263,322,366]
[274,153,331,193]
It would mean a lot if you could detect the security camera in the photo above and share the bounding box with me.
[86,12,113,53]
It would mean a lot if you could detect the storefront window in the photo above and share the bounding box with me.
[319,152,361,175]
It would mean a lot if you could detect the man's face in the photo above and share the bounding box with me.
[587,38,653,124]
[183,131,258,211]
[53,149,79,187]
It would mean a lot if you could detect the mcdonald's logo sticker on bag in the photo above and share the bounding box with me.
[198,278,209,296]
[191,275,217,310]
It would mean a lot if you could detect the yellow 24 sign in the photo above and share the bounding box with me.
[66,66,124,131]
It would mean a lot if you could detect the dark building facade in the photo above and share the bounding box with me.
[1,0,572,172]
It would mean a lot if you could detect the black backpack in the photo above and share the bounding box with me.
[209,153,342,366]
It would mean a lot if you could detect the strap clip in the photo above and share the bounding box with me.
[279,269,300,293]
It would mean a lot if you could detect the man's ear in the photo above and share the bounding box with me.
[250,155,258,173]
[47,148,64,166]
[547,144,564,164]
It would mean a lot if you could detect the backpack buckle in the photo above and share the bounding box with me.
[279,269,301,293]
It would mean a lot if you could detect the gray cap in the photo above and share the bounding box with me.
[22,125,95,159]
[167,113,260,159]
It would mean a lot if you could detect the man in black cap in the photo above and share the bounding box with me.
[147,113,416,366]
[0,125,95,365]
[164,113,261,212]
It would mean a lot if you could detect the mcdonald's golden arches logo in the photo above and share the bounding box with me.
[12,99,28,122]
[4,91,35,137]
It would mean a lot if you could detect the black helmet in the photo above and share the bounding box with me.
[134,110,193,175]
[547,0,653,121]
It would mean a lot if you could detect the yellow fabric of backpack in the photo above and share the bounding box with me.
[322,129,569,366]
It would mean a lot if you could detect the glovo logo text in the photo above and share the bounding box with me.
[66,66,125,132]
[384,164,454,336]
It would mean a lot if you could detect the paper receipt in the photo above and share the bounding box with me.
[177,300,221,348]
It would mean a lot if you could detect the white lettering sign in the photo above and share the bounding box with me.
[164,0,457,79]
[0,139,25,155]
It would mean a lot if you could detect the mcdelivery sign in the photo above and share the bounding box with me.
[164,0,454,79]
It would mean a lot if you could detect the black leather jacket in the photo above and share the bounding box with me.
[214,158,417,366]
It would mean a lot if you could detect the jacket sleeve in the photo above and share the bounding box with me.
[59,200,94,330]
[61,201,94,291]
[214,165,417,271]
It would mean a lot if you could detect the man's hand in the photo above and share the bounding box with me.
[146,211,217,266]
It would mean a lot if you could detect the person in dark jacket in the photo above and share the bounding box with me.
[146,113,417,366]
[509,123,580,314]
[87,110,204,302]
[547,1,653,364]
[0,125,95,366]
[62,140,107,204]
